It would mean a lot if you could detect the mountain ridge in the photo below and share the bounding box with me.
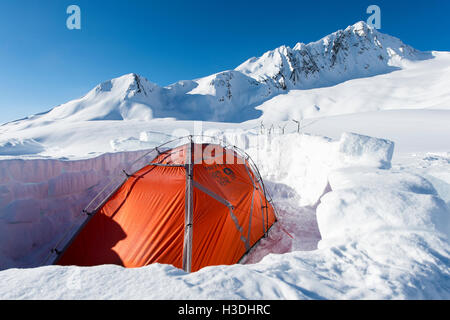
[4,21,434,124]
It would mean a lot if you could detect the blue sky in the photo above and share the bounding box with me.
[0,0,449,124]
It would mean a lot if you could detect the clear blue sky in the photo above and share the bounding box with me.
[0,0,449,124]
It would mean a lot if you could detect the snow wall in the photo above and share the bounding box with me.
[0,151,149,269]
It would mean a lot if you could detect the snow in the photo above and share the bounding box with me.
[327,168,437,195]
[36,74,157,122]
[255,51,450,122]
[336,132,394,169]
[240,132,395,206]
[0,138,45,156]
[237,21,430,92]
[0,21,449,300]
[288,109,450,154]
[1,184,448,300]
[318,172,449,246]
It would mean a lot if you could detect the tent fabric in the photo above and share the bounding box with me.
[56,143,276,272]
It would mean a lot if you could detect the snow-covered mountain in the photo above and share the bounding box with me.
[236,21,428,90]
[4,21,433,124]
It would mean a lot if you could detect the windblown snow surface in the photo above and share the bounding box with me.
[0,22,449,299]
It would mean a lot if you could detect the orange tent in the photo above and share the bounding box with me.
[54,139,276,272]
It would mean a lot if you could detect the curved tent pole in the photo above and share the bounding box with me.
[226,144,278,235]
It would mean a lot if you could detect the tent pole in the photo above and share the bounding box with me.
[182,136,194,272]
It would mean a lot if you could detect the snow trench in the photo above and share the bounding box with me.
[0,132,395,269]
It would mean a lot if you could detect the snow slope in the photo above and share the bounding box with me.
[256,51,450,121]
[289,109,450,154]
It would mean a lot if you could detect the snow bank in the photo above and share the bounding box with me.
[336,132,394,169]
[212,131,395,206]
[416,152,450,205]
[317,185,449,247]
[319,167,450,244]
[250,133,335,206]
[327,168,437,195]
[294,165,450,299]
